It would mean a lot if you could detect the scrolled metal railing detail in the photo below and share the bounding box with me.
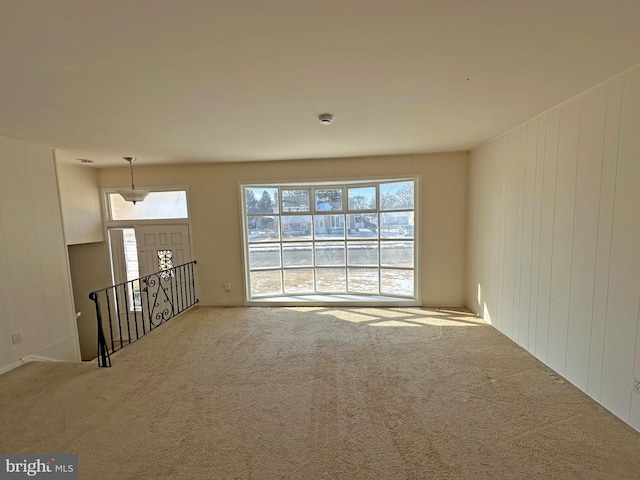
[145,273,175,327]
[89,260,198,367]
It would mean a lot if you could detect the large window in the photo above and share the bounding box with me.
[241,178,418,301]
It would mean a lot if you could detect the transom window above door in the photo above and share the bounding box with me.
[241,178,419,304]
[107,190,188,221]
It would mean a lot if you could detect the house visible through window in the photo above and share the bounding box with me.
[241,179,418,302]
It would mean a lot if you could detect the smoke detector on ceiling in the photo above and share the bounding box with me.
[318,113,333,125]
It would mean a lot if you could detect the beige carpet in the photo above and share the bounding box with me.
[1,306,640,479]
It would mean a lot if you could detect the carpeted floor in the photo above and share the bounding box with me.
[1,306,640,479]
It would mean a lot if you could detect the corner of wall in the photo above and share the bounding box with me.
[463,150,471,311]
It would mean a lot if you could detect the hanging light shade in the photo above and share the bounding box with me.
[117,157,149,204]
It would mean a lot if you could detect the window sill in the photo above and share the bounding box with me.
[245,294,420,307]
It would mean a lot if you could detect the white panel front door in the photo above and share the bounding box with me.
[134,224,192,277]
[134,224,193,326]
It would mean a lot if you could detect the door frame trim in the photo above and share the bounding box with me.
[101,185,195,302]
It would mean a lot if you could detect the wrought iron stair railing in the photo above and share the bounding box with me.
[89,260,198,367]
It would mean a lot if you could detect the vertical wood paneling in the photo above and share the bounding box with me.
[465,147,484,311]
[547,98,581,373]
[601,68,640,420]
[0,208,15,367]
[588,78,624,400]
[21,143,50,347]
[0,136,80,371]
[565,87,607,390]
[467,64,640,429]
[467,158,477,311]
[51,156,79,344]
[56,163,78,242]
[632,299,640,428]
[535,110,560,362]
[512,126,527,344]
[1,139,34,358]
[466,147,480,312]
[518,121,537,349]
[496,137,507,332]
[42,149,78,342]
[57,163,104,245]
[476,144,493,316]
[482,144,500,317]
[529,115,547,354]
[30,146,63,342]
[486,141,503,322]
[0,136,24,366]
[501,130,519,338]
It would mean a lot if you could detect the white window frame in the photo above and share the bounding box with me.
[239,176,421,307]
[103,185,191,227]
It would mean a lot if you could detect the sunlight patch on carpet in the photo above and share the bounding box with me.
[369,320,422,327]
[317,310,379,323]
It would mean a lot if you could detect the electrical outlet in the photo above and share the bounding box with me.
[224,282,232,292]
[634,378,640,394]
[11,333,22,345]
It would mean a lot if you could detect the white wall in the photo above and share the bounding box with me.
[0,136,80,372]
[98,152,468,307]
[467,64,640,429]
[57,162,104,245]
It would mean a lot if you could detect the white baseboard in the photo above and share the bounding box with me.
[0,354,77,376]
[21,354,68,364]
[0,360,25,376]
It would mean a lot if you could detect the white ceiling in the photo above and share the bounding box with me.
[2,1,640,167]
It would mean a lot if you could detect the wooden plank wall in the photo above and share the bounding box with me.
[56,162,104,245]
[467,65,640,428]
[0,136,80,371]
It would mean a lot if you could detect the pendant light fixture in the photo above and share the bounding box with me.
[117,157,149,204]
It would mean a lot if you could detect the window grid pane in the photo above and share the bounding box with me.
[314,214,345,239]
[380,182,415,211]
[347,268,379,294]
[347,186,377,211]
[282,243,313,267]
[281,189,310,212]
[247,216,280,242]
[244,180,416,300]
[346,214,378,239]
[246,187,279,214]
[347,241,379,267]
[314,188,343,212]
[283,268,315,294]
[380,269,414,297]
[281,215,313,241]
[315,268,346,293]
[249,243,281,269]
[249,270,283,297]
[315,242,346,267]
